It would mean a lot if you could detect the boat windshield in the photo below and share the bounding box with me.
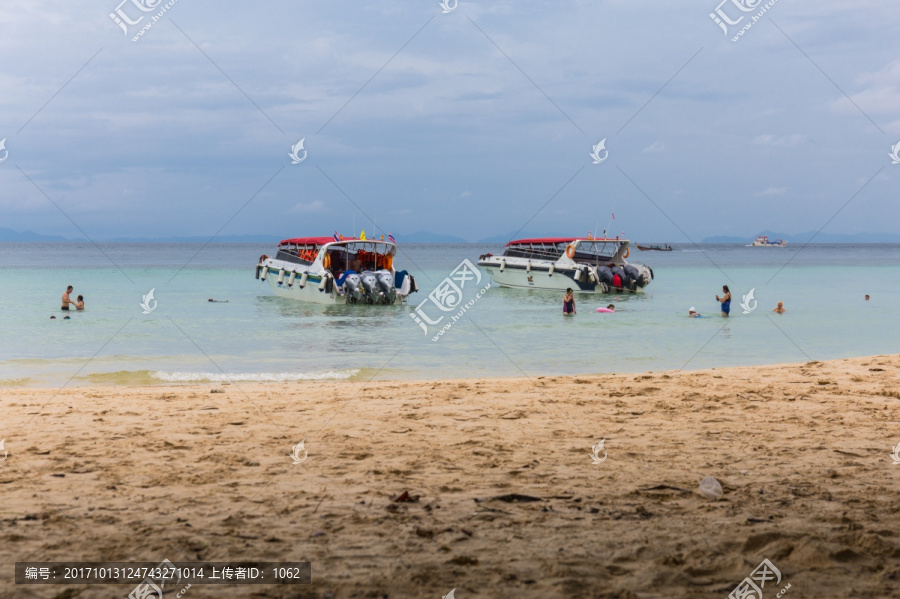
[502,241,567,261]
[276,241,322,265]
[572,240,619,264]
[326,241,396,275]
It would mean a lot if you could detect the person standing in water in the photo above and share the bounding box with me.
[563,288,576,315]
[716,285,731,317]
[61,285,74,311]
[74,295,85,311]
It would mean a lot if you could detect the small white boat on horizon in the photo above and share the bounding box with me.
[477,237,653,293]
[750,235,787,247]
[255,236,417,305]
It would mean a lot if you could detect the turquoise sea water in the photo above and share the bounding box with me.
[0,242,897,387]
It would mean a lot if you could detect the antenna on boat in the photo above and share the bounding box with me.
[604,203,617,240]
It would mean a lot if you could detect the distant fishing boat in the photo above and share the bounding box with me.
[636,243,673,252]
[750,235,787,247]
[255,235,417,304]
[477,237,653,293]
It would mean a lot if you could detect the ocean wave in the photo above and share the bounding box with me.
[151,370,360,382]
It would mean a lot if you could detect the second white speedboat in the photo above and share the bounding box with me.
[477,237,653,292]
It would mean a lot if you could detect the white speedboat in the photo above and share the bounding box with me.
[255,236,416,304]
[477,237,653,293]
[750,235,787,247]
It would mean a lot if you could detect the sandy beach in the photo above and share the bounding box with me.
[2,355,900,598]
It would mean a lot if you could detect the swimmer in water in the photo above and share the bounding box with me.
[689,307,702,318]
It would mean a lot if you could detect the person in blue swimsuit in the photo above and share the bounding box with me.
[563,288,576,315]
[716,285,731,316]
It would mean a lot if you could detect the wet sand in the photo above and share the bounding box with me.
[2,355,900,598]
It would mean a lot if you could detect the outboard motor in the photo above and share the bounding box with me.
[596,265,614,287]
[360,271,381,303]
[375,270,396,304]
[623,265,642,290]
[633,264,652,287]
[342,273,363,302]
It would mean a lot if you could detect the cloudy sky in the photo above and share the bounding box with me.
[0,0,897,242]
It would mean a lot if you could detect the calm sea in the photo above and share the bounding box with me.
[0,242,897,387]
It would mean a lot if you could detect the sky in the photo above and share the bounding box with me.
[0,0,898,242]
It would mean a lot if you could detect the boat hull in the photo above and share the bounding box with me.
[262,265,403,305]
[478,260,648,293]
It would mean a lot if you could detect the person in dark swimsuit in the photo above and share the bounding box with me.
[716,285,731,316]
[563,288,576,315]
[61,285,74,311]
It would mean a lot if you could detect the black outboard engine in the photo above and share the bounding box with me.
[596,266,614,286]
[623,265,642,289]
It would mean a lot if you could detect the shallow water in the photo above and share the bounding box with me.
[0,242,896,386]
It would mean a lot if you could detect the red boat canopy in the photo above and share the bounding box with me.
[278,236,359,246]
[507,237,623,246]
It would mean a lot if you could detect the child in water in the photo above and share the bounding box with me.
[563,288,576,315]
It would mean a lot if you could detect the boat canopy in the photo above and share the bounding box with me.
[502,237,626,264]
[280,237,348,246]
[275,236,397,270]
[507,237,625,246]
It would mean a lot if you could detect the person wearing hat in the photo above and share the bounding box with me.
[688,307,703,318]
